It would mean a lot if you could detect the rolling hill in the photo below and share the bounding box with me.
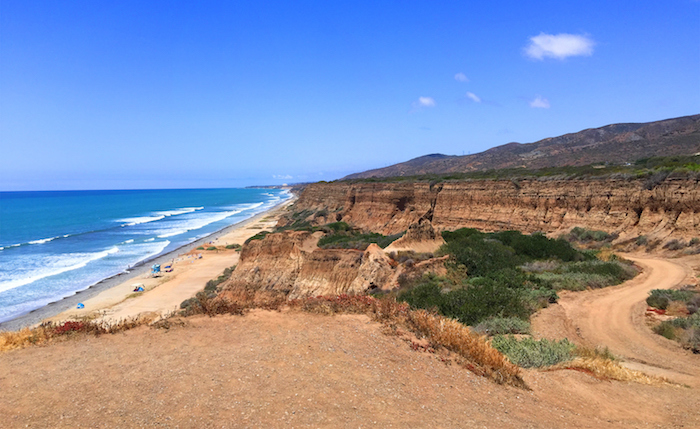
[344,114,700,179]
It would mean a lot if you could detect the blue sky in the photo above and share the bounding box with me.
[1,1,699,190]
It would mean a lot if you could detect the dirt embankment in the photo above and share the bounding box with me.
[291,178,700,241]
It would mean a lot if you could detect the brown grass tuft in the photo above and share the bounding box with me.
[557,356,670,385]
[0,318,147,353]
[288,294,525,388]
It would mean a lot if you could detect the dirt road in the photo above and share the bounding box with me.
[533,255,700,386]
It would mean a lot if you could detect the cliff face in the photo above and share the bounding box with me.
[290,177,700,240]
[221,231,396,301]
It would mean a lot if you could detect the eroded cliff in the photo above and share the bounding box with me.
[289,177,700,241]
[221,231,397,301]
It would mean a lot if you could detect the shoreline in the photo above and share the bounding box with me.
[0,196,295,331]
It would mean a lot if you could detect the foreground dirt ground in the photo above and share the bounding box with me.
[1,310,698,428]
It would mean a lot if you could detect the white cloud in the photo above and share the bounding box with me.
[411,96,436,111]
[273,174,293,179]
[454,72,469,82]
[529,96,550,109]
[524,33,594,60]
[465,92,481,103]
[417,96,436,107]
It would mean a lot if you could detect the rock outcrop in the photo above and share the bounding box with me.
[385,218,445,253]
[221,231,396,301]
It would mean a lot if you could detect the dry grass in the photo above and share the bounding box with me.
[0,318,146,353]
[288,294,525,388]
[557,356,670,385]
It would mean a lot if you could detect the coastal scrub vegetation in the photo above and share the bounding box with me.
[317,225,404,250]
[647,287,700,353]
[491,336,575,368]
[561,227,617,246]
[397,228,637,328]
[340,154,700,185]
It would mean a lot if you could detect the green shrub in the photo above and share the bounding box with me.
[653,313,700,352]
[563,260,636,281]
[398,271,530,326]
[225,243,241,250]
[521,288,559,311]
[653,322,676,340]
[648,289,698,307]
[245,231,270,244]
[534,271,613,291]
[324,221,351,232]
[206,246,217,251]
[196,246,205,250]
[318,230,403,250]
[564,227,616,243]
[646,294,670,310]
[636,235,648,246]
[664,239,687,251]
[441,229,587,277]
[474,317,531,336]
[491,336,575,368]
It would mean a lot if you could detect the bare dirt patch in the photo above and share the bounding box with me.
[2,310,698,428]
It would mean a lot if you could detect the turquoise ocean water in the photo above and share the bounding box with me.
[0,188,290,323]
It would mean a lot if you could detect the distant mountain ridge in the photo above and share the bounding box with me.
[344,114,700,179]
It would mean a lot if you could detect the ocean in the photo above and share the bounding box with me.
[0,188,291,323]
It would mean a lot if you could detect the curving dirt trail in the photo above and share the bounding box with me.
[533,255,700,386]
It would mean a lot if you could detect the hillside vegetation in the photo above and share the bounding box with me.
[344,114,700,179]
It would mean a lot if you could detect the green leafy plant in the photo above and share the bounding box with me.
[491,336,575,368]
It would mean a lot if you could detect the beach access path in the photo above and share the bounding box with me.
[42,198,295,326]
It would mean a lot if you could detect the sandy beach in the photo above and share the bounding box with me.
[0,197,295,331]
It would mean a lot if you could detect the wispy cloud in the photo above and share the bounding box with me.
[524,33,594,60]
[410,96,436,112]
[417,96,436,107]
[454,72,469,82]
[529,96,550,109]
[465,92,481,103]
[273,174,293,180]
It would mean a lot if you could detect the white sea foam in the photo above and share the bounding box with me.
[144,238,155,242]
[156,209,243,238]
[28,236,60,245]
[123,239,134,244]
[0,246,120,294]
[119,215,166,227]
[156,206,204,217]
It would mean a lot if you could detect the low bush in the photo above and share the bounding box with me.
[398,272,530,326]
[647,289,699,310]
[318,230,404,250]
[653,322,677,340]
[245,231,270,244]
[534,272,612,291]
[225,243,241,250]
[491,336,575,368]
[636,235,648,246]
[474,317,531,336]
[664,239,687,251]
[562,227,617,243]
